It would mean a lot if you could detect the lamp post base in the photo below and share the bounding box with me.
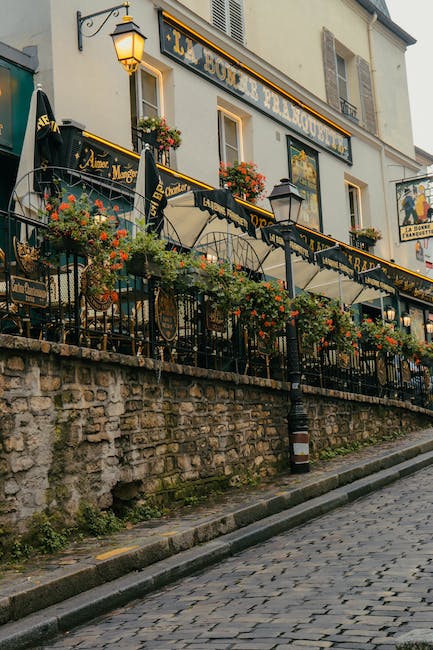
[288,388,310,473]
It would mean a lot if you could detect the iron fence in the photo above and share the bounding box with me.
[1,209,432,408]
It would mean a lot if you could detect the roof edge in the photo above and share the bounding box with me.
[0,41,38,71]
[356,0,416,46]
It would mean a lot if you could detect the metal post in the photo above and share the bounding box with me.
[282,226,310,473]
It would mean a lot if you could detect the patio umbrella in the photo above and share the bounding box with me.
[131,146,166,235]
[303,244,363,304]
[259,223,318,290]
[13,84,63,240]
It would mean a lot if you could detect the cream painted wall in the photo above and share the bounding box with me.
[371,26,414,156]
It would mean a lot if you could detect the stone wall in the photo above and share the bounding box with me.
[1,334,432,531]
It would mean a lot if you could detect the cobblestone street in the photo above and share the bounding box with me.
[36,464,433,650]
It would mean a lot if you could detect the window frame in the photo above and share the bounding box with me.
[136,64,164,121]
[218,107,243,165]
[346,181,363,230]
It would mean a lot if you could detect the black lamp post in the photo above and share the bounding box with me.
[267,178,309,473]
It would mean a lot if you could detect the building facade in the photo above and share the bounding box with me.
[2,0,433,335]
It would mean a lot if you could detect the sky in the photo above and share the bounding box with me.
[386,0,433,154]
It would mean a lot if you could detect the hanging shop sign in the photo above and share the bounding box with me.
[396,176,433,242]
[159,12,352,163]
[155,288,178,342]
[10,276,47,307]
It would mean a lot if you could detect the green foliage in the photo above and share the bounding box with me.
[27,513,69,554]
[77,503,123,537]
[318,429,407,460]
[219,160,266,202]
[125,222,181,287]
[349,225,382,241]
[118,502,164,524]
[43,192,129,296]
[138,115,182,151]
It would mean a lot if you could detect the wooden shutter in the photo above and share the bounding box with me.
[229,0,244,44]
[211,0,244,44]
[357,56,377,135]
[322,28,340,111]
[211,0,227,33]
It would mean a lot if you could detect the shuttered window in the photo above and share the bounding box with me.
[211,0,245,44]
[322,28,377,134]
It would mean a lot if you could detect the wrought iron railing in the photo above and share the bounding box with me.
[1,208,432,408]
[131,127,172,167]
[340,97,358,122]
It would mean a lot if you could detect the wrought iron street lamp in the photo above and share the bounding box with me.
[426,320,433,335]
[384,304,396,323]
[77,2,146,74]
[401,312,412,328]
[267,178,309,473]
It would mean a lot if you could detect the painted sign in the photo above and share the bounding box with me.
[289,139,321,231]
[155,288,178,341]
[396,176,433,242]
[159,13,352,163]
[10,276,47,307]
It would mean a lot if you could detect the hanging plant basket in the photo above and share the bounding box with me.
[140,130,159,148]
[50,237,87,256]
[126,253,163,278]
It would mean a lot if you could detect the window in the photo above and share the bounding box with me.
[218,109,241,165]
[211,0,245,44]
[136,67,161,120]
[322,28,376,132]
[347,182,362,230]
[131,65,163,152]
[336,54,348,101]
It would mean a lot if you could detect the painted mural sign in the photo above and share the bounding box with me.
[159,13,352,163]
[289,140,321,231]
[396,176,433,242]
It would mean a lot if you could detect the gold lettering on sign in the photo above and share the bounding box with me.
[111,165,138,184]
[165,183,190,197]
[36,113,61,134]
[172,28,185,57]
[0,123,3,135]
[79,149,110,171]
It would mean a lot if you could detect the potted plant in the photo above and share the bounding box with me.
[137,116,182,152]
[349,225,382,249]
[236,278,293,353]
[124,221,180,287]
[219,161,266,204]
[43,193,129,300]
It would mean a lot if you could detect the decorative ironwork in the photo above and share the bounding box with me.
[340,98,358,121]
[13,237,40,276]
[77,3,128,51]
[155,287,178,342]
[205,301,226,333]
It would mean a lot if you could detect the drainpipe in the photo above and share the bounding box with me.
[368,11,395,261]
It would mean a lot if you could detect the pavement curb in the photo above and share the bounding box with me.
[1,439,433,649]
